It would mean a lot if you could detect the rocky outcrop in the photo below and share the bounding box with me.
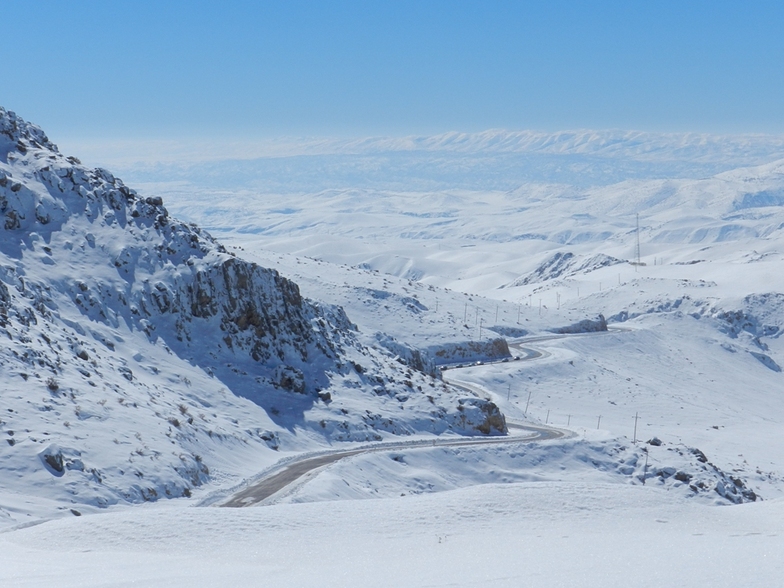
[0,106,506,451]
[0,108,517,519]
[0,106,354,399]
[550,314,608,334]
[427,338,512,366]
[504,252,625,287]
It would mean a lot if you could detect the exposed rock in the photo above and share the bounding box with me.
[550,314,607,334]
[0,107,511,512]
[428,338,511,366]
[504,252,625,287]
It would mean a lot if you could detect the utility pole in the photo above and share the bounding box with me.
[642,447,649,486]
[464,302,467,323]
[507,384,511,401]
[538,299,542,317]
[545,409,550,424]
[636,213,641,267]
[557,292,561,310]
[633,213,641,272]
[597,415,601,429]
[567,414,571,426]
[517,305,521,324]
[478,318,484,339]
[633,412,640,443]
[495,305,499,323]
[525,390,532,415]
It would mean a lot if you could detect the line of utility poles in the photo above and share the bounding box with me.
[512,410,645,439]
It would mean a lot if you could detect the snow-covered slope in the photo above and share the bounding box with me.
[5,482,783,588]
[0,108,508,526]
[3,117,784,585]
[104,120,784,509]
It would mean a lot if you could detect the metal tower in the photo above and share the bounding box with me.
[635,213,641,266]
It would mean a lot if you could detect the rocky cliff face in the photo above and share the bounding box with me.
[0,107,353,395]
[0,108,505,516]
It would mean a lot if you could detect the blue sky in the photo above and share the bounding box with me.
[3,1,784,139]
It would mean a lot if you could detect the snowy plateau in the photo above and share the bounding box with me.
[2,108,784,587]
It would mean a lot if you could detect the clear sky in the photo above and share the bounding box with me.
[3,1,784,140]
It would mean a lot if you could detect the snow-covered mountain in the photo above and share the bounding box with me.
[4,115,784,586]
[117,118,784,508]
[144,151,784,297]
[67,127,784,191]
[0,108,507,523]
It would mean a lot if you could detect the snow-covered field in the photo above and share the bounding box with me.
[3,120,784,586]
[4,481,783,587]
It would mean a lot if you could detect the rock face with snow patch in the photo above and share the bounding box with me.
[550,314,608,334]
[427,338,512,366]
[0,108,347,398]
[504,252,625,287]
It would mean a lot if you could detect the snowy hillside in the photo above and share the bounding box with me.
[0,108,507,526]
[3,112,784,586]
[107,120,784,509]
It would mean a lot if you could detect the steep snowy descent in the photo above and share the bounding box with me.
[0,108,505,523]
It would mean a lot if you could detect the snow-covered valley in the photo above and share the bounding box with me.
[0,108,506,527]
[2,111,784,586]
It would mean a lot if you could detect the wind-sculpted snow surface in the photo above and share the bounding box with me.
[0,108,506,524]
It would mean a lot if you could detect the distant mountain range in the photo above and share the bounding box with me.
[65,127,784,195]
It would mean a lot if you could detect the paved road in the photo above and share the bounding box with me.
[222,424,565,507]
[221,338,569,508]
[222,449,366,507]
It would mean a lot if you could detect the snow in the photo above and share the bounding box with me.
[0,108,505,528]
[3,110,784,585]
[2,483,783,587]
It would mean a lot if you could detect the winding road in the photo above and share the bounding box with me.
[221,337,570,508]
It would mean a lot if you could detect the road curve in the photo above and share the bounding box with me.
[221,338,568,508]
[221,424,566,507]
